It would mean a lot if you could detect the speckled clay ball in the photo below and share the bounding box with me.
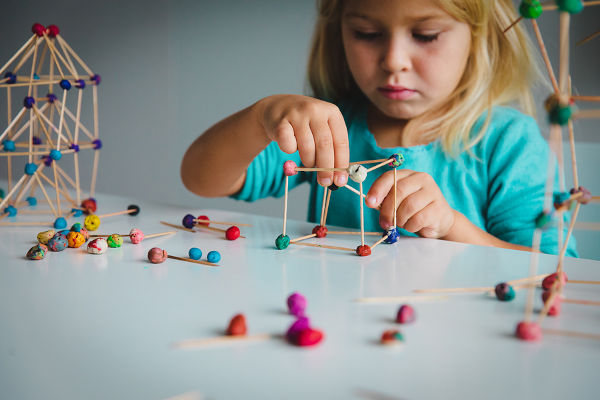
[84,214,100,231]
[87,238,108,254]
[37,229,55,244]
[283,160,298,176]
[79,228,89,241]
[494,283,516,301]
[47,233,68,252]
[148,247,168,264]
[67,231,86,248]
[381,329,404,345]
[26,243,47,260]
[348,164,367,183]
[129,228,144,244]
[107,234,123,248]
[287,292,307,317]
[383,227,399,244]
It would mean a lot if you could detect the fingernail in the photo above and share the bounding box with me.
[379,218,391,229]
[335,175,347,187]
[367,195,377,207]
[320,178,332,187]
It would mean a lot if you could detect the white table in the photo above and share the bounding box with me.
[1,193,599,400]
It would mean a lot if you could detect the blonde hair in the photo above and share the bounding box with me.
[307,0,544,155]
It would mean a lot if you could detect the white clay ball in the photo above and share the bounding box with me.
[348,164,367,183]
[87,238,108,254]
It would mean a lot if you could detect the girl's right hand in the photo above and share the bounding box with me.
[256,94,349,188]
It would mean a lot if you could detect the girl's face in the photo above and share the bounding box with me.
[341,0,472,121]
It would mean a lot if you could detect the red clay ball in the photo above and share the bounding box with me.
[32,23,45,36]
[515,321,542,341]
[196,215,210,226]
[356,245,371,256]
[312,225,328,238]
[542,272,568,291]
[46,24,60,37]
[81,198,97,214]
[226,313,247,336]
[297,328,324,347]
[541,291,561,316]
[225,226,240,240]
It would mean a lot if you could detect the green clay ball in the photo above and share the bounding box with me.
[0,188,4,198]
[107,234,123,248]
[535,211,553,230]
[519,0,543,19]
[275,234,290,250]
[556,0,584,14]
[548,104,572,126]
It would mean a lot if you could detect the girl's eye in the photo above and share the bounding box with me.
[353,31,383,41]
[413,32,440,43]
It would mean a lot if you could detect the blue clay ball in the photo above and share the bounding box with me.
[207,251,221,263]
[53,217,67,229]
[188,247,202,260]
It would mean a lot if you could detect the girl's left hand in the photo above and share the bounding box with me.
[366,170,456,238]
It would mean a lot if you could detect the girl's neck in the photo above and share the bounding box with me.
[366,103,429,148]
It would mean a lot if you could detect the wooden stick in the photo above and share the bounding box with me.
[0,80,63,89]
[0,221,50,226]
[54,100,95,140]
[34,173,58,217]
[563,298,600,306]
[193,219,252,227]
[290,242,355,252]
[558,12,570,97]
[393,168,397,227]
[571,95,600,102]
[531,20,560,95]
[0,174,28,212]
[569,279,600,285]
[359,181,365,246]
[90,147,100,196]
[295,167,347,172]
[196,224,247,238]
[323,186,333,225]
[55,36,80,80]
[0,35,36,76]
[327,231,381,236]
[283,176,288,235]
[365,158,391,173]
[320,186,328,226]
[145,231,176,240]
[160,221,195,233]
[370,234,388,249]
[525,230,542,322]
[349,158,387,165]
[542,329,600,341]
[573,109,600,119]
[97,208,137,219]
[172,333,270,350]
[42,35,65,78]
[166,254,218,267]
[27,37,40,97]
[56,35,94,76]
[0,107,27,143]
[290,233,317,243]
[354,295,449,304]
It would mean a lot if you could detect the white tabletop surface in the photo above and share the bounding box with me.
[1,192,599,400]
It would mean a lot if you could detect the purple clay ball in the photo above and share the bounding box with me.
[287,292,307,317]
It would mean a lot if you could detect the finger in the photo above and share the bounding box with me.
[395,189,433,228]
[293,121,315,168]
[310,120,334,186]
[366,169,416,209]
[328,111,349,188]
[274,121,297,154]
[403,201,437,234]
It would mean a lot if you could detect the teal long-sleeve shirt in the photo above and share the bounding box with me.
[231,103,577,257]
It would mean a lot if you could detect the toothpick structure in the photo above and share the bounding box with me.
[0,23,101,225]
[275,154,404,256]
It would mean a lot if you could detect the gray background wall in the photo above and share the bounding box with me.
[0,0,598,257]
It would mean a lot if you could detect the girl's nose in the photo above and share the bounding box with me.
[380,36,411,73]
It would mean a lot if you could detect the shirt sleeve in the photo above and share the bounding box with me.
[230,141,308,202]
[484,111,578,257]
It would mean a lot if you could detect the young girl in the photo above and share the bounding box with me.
[181,0,577,256]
